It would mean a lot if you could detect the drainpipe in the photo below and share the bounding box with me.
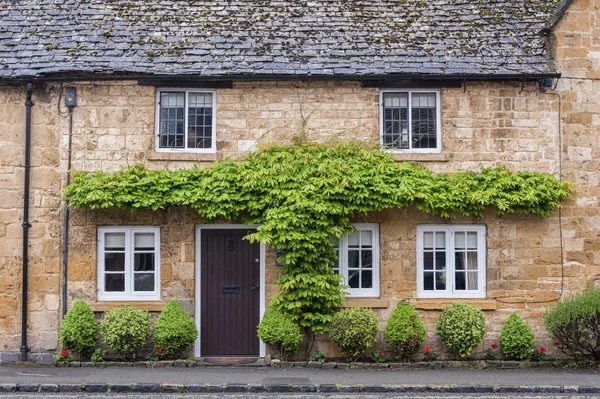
[62,98,75,317]
[20,83,34,361]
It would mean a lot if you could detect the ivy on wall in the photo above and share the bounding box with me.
[66,142,572,336]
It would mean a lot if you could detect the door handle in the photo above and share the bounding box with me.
[250,284,260,291]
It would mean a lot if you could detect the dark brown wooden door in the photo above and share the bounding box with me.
[200,229,260,356]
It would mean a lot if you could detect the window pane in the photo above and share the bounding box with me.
[348,270,359,288]
[424,271,434,290]
[348,232,359,247]
[105,273,125,292]
[361,250,372,269]
[455,252,465,270]
[105,253,125,272]
[134,253,155,272]
[382,92,409,150]
[159,92,185,149]
[187,92,213,149]
[467,232,478,249]
[455,271,466,290]
[423,252,433,270]
[411,93,437,149]
[361,270,372,288]
[455,232,465,250]
[435,272,446,290]
[435,251,446,270]
[105,233,125,251]
[134,273,155,292]
[467,252,478,270]
[467,271,478,290]
[423,232,433,249]
[348,250,359,268]
[360,230,372,247]
[134,233,155,250]
[435,232,445,249]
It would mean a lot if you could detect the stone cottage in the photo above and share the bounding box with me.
[0,0,598,362]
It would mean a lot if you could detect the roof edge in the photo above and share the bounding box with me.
[0,72,562,84]
[539,0,575,34]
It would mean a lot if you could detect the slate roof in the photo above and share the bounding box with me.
[0,0,565,80]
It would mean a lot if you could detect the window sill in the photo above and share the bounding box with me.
[147,152,217,162]
[90,302,167,312]
[391,153,450,162]
[340,298,388,309]
[408,298,497,310]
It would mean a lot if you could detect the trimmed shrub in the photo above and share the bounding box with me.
[329,307,378,362]
[499,313,535,360]
[436,302,485,358]
[100,306,151,359]
[543,289,600,360]
[154,301,199,358]
[58,300,98,359]
[257,308,303,360]
[384,302,425,361]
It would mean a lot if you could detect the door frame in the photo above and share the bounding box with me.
[194,224,266,358]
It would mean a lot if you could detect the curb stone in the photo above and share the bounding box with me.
[39,384,58,392]
[132,383,159,393]
[224,383,248,392]
[58,384,83,392]
[83,383,108,393]
[108,384,132,393]
[317,384,338,393]
[17,384,39,392]
[580,386,600,393]
[159,383,185,393]
[0,384,16,393]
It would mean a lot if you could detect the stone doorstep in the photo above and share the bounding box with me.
[6,383,595,394]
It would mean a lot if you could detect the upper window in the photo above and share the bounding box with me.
[155,89,216,152]
[331,224,380,297]
[380,90,441,152]
[97,227,160,301]
[416,225,486,298]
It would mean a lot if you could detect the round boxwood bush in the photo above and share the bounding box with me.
[257,308,303,360]
[384,302,425,361]
[329,307,378,362]
[100,305,151,359]
[544,289,600,360]
[499,313,535,360]
[435,302,485,358]
[154,301,198,358]
[59,300,98,360]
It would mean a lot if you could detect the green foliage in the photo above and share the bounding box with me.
[257,308,303,359]
[309,350,326,364]
[329,307,378,361]
[499,313,535,360]
[91,348,105,363]
[66,142,571,336]
[543,289,600,360]
[384,302,426,361]
[435,303,486,358]
[59,300,99,359]
[154,301,199,358]
[100,306,151,359]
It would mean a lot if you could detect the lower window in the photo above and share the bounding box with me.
[97,227,160,301]
[331,224,380,297]
[416,225,486,298]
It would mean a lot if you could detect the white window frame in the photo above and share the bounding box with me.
[379,89,442,153]
[334,223,380,297]
[97,226,161,301]
[154,88,217,153]
[416,224,486,298]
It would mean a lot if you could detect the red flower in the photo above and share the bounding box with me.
[379,351,384,356]
[157,348,163,354]
[491,343,498,350]
[540,347,547,353]
[425,347,431,353]
[104,352,108,356]
[61,349,68,357]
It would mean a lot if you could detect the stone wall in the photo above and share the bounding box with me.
[1,3,599,358]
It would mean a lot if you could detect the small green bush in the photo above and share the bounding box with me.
[100,306,151,359]
[384,302,425,361]
[154,301,198,358]
[499,313,535,360]
[329,307,378,362]
[58,300,98,359]
[436,303,485,358]
[257,308,303,360]
[544,289,600,360]
[91,348,105,363]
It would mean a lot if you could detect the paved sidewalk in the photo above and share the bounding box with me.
[0,364,598,394]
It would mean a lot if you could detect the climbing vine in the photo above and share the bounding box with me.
[66,142,572,335]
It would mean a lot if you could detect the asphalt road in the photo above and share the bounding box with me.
[3,394,600,398]
[1,366,599,386]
